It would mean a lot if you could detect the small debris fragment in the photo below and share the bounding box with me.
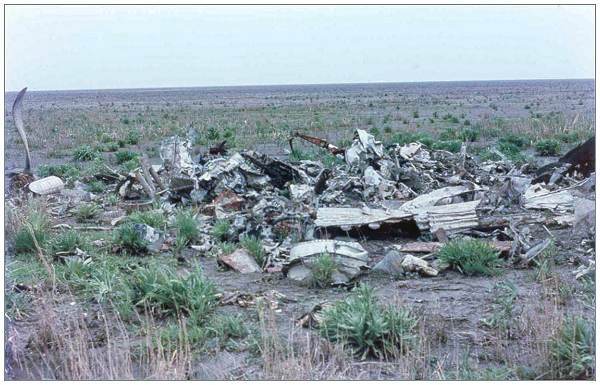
[218,248,262,273]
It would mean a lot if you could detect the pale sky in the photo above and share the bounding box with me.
[5,5,595,91]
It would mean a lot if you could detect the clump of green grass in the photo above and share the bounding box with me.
[50,230,87,254]
[498,142,526,164]
[209,314,249,344]
[14,212,51,254]
[87,180,105,194]
[240,235,265,267]
[115,150,140,164]
[211,219,231,242]
[120,158,141,172]
[74,203,100,222]
[319,285,418,359]
[173,209,199,246]
[37,163,81,182]
[556,131,579,143]
[535,139,561,156]
[106,194,120,206]
[310,253,336,289]
[548,316,595,379]
[437,238,502,276]
[217,242,237,255]
[431,140,462,153]
[389,131,434,147]
[499,133,530,149]
[103,142,120,152]
[112,223,148,254]
[132,264,217,318]
[73,145,100,161]
[480,280,518,333]
[125,129,141,145]
[127,210,166,229]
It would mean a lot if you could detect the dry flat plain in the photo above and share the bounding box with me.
[4,79,596,380]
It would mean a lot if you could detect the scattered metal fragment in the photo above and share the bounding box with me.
[12,87,32,175]
[28,176,64,195]
[133,223,164,253]
[523,238,553,265]
[523,184,574,212]
[209,140,228,155]
[289,132,344,155]
[284,240,369,285]
[401,254,438,277]
[534,136,595,183]
[218,248,262,273]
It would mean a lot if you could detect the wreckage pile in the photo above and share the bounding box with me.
[18,124,596,287]
[8,88,596,287]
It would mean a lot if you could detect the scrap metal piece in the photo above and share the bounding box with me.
[28,176,64,195]
[209,140,228,155]
[345,129,384,167]
[242,150,310,188]
[12,87,32,174]
[534,136,595,183]
[289,132,344,155]
[218,248,262,273]
[160,136,195,176]
[523,184,574,212]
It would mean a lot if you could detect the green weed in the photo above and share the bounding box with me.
[548,316,595,379]
[319,285,418,360]
[310,253,336,289]
[240,235,265,268]
[437,238,502,276]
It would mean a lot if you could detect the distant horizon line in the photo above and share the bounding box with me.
[6,77,595,93]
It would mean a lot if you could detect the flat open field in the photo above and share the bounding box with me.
[4,79,596,380]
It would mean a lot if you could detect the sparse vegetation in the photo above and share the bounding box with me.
[127,209,166,229]
[319,285,418,359]
[14,212,51,254]
[535,138,561,156]
[73,145,100,161]
[310,253,335,288]
[240,235,265,267]
[74,203,100,221]
[112,223,148,254]
[212,219,231,242]
[548,316,595,379]
[437,238,502,276]
[172,209,198,246]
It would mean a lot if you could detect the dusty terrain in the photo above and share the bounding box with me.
[4,80,596,380]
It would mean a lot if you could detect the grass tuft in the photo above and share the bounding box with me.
[548,316,595,379]
[132,264,217,318]
[240,235,265,268]
[112,223,148,254]
[535,139,561,156]
[319,285,418,360]
[310,253,335,288]
[127,210,166,229]
[437,238,502,276]
[211,219,231,242]
[14,212,51,254]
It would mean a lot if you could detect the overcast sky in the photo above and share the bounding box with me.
[5,5,595,91]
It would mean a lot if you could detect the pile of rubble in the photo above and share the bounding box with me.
[9,88,596,287]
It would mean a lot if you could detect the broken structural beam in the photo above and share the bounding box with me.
[289,132,345,156]
[534,136,595,183]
